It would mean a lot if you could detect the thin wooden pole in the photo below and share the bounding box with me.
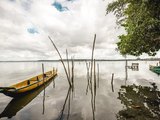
[125,60,128,81]
[66,49,71,82]
[42,63,45,114]
[90,34,96,89]
[97,63,99,88]
[42,63,45,83]
[90,34,96,120]
[71,58,74,92]
[48,36,71,87]
[93,59,96,111]
[53,67,55,88]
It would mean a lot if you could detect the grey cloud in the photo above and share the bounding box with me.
[0,0,127,60]
[20,0,33,11]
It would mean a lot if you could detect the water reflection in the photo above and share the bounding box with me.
[0,77,55,119]
[57,87,72,120]
[0,61,160,120]
[117,83,160,120]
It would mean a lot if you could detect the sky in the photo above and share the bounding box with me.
[0,0,158,61]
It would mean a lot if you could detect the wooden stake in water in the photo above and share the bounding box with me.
[90,34,96,120]
[93,59,96,112]
[90,34,96,89]
[53,67,55,88]
[125,60,128,81]
[42,63,45,83]
[42,63,45,114]
[66,49,71,82]
[48,36,72,87]
[71,58,74,92]
[97,63,99,88]
[94,59,96,96]
[111,73,114,92]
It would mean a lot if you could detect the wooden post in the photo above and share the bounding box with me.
[42,63,45,83]
[48,36,72,87]
[71,58,74,92]
[90,34,96,90]
[93,59,96,112]
[66,49,71,82]
[97,63,99,88]
[125,60,128,81]
[90,34,96,120]
[42,63,45,114]
[53,67,55,88]
[94,59,96,96]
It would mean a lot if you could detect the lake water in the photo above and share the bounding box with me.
[0,61,160,120]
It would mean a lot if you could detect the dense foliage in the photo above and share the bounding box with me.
[106,0,160,56]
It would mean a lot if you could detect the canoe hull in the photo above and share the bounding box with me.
[1,70,57,97]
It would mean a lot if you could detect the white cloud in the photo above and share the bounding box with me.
[0,0,130,61]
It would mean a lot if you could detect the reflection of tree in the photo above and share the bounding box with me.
[117,83,160,120]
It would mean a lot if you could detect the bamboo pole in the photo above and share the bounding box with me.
[97,63,99,88]
[90,34,96,89]
[66,49,71,82]
[53,67,55,88]
[93,59,96,112]
[90,34,96,120]
[42,63,45,114]
[71,57,74,92]
[48,36,71,87]
[125,60,128,81]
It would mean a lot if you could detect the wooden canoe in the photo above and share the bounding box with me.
[0,75,55,119]
[0,70,57,97]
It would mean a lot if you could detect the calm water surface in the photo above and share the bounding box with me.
[0,61,160,120]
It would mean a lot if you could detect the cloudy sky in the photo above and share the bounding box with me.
[0,0,157,61]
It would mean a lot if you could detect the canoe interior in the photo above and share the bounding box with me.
[11,71,54,89]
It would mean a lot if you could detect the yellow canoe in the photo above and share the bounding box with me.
[0,75,55,119]
[0,70,57,97]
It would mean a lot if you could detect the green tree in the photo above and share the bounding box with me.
[106,0,160,56]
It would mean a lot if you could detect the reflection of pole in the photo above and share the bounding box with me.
[111,73,114,92]
[59,87,71,120]
[86,61,90,95]
[125,60,128,81]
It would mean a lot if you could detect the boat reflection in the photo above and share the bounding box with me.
[117,83,160,120]
[0,77,56,119]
